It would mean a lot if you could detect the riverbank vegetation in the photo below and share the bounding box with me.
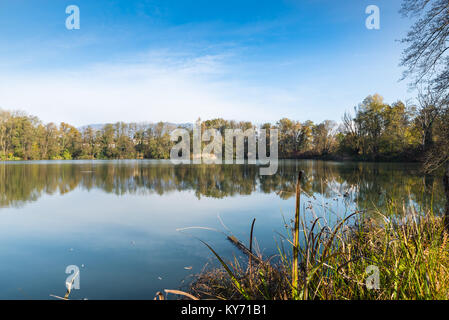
[0,90,447,162]
[171,168,449,300]
[185,194,449,300]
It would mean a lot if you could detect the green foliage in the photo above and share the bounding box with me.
[0,110,177,160]
[62,150,72,160]
[340,94,421,160]
[0,92,440,162]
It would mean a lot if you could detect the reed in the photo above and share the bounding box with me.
[173,173,449,300]
[292,171,302,299]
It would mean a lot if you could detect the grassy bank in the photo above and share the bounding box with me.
[168,173,449,300]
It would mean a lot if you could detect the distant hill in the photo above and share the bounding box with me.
[77,123,105,131]
[78,122,193,132]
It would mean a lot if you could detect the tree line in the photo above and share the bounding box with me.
[0,90,446,162]
[0,114,175,160]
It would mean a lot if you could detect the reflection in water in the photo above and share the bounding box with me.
[0,160,444,214]
[0,159,445,299]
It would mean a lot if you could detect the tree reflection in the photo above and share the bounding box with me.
[0,160,444,214]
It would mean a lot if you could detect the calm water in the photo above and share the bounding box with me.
[0,160,444,299]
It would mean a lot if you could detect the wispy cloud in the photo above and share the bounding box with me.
[0,50,299,126]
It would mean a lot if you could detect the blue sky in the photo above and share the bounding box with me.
[0,0,415,126]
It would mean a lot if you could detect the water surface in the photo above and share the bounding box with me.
[0,160,443,299]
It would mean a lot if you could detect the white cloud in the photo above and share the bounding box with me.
[0,47,413,127]
[0,51,298,126]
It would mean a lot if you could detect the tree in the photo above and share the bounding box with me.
[0,110,11,159]
[341,110,362,156]
[45,123,62,159]
[115,122,136,159]
[297,120,314,154]
[401,0,449,224]
[381,100,417,156]
[312,120,337,155]
[276,118,300,158]
[59,122,82,159]
[356,94,386,159]
[340,95,418,160]
[400,0,449,93]
[81,126,98,159]
[414,86,443,151]
[101,124,117,159]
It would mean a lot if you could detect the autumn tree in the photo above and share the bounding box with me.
[312,120,338,155]
[414,86,444,152]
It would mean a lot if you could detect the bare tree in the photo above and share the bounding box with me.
[401,0,449,224]
[342,110,361,155]
[415,86,444,151]
[400,0,449,92]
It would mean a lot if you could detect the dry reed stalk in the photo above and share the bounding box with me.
[292,171,303,298]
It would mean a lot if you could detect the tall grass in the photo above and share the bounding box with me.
[176,172,449,300]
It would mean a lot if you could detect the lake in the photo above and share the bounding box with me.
[0,160,444,299]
